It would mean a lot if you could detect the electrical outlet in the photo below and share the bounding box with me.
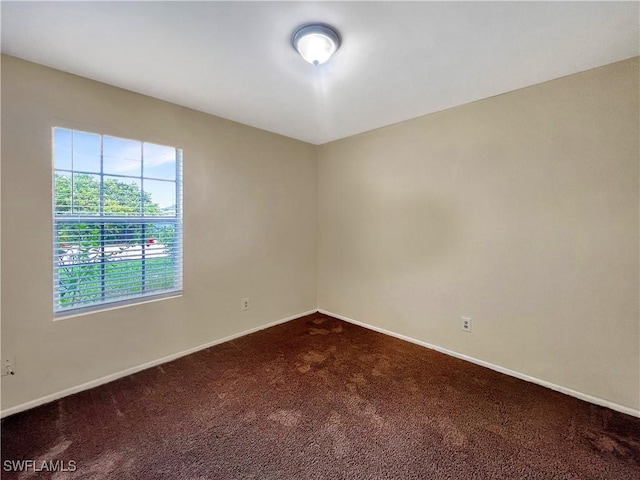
[2,357,15,376]
[461,317,472,333]
[242,297,250,311]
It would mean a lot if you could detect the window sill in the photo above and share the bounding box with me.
[54,291,183,321]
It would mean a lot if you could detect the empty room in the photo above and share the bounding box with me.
[1,1,639,478]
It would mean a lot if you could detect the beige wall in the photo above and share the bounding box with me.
[318,58,640,411]
[1,55,318,410]
[3,54,638,415]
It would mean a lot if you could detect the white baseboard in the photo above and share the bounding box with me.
[0,309,317,419]
[318,309,640,418]
[5,308,638,419]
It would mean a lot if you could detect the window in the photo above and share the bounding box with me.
[53,128,183,316]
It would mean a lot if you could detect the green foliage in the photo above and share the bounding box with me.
[55,173,167,247]
[54,174,178,310]
[55,173,161,215]
[57,258,175,308]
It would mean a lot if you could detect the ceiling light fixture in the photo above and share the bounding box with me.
[292,24,340,66]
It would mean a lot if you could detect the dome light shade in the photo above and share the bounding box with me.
[292,24,340,66]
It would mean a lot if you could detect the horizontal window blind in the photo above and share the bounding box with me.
[53,128,182,316]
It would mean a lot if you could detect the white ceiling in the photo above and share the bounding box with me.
[2,1,638,145]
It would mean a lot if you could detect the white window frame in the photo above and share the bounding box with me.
[52,127,183,318]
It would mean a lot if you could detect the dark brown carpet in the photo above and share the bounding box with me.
[2,313,639,479]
